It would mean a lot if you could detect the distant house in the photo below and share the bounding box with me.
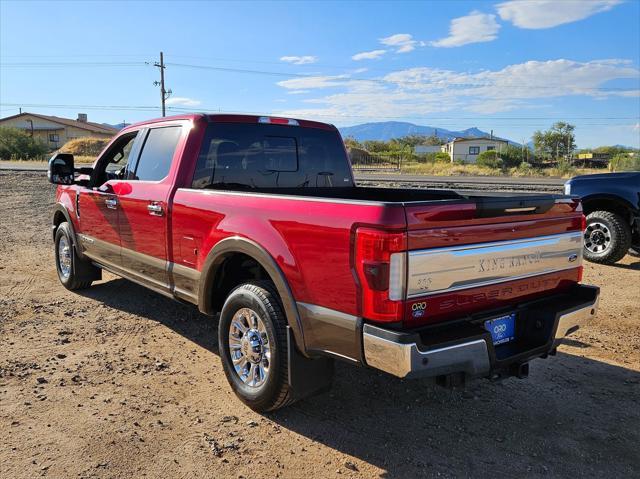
[0,112,117,150]
[441,137,508,163]
[414,145,442,155]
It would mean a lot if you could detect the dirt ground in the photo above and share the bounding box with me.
[1,171,639,479]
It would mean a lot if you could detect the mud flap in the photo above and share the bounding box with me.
[77,256,102,282]
[287,326,334,402]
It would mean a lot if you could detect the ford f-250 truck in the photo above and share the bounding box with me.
[48,114,600,412]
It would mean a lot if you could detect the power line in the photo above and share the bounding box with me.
[1,61,149,67]
[2,102,637,122]
[165,61,640,92]
[2,59,638,92]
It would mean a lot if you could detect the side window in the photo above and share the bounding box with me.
[105,136,136,174]
[133,126,182,181]
[94,132,138,186]
[469,146,480,155]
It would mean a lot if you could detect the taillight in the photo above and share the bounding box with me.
[355,228,407,322]
[581,214,587,231]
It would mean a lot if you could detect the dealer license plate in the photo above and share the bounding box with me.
[484,313,516,345]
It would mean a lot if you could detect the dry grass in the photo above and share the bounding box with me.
[59,137,111,156]
[400,161,605,179]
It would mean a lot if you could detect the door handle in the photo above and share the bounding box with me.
[147,202,164,216]
[105,198,118,209]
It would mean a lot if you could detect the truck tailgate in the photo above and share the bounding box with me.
[403,195,584,325]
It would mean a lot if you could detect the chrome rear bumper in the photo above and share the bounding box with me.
[363,329,491,378]
[554,293,599,341]
[363,284,600,379]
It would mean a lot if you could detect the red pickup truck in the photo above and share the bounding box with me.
[48,113,600,411]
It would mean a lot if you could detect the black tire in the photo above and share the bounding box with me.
[54,222,100,290]
[583,211,631,265]
[218,281,294,412]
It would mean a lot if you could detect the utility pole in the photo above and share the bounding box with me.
[153,51,172,117]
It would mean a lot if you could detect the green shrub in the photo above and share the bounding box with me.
[60,137,111,157]
[434,152,450,163]
[609,153,640,172]
[500,145,527,168]
[0,127,49,161]
[476,150,504,169]
[552,158,576,177]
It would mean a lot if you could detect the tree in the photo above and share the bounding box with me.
[362,140,390,153]
[0,127,48,161]
[532,122,576,161]
[593,145,638,156]
[342,136,362,150]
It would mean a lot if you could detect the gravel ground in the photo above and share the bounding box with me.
[1,171,639,479]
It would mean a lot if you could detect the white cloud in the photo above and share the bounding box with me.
[275,59,639,121]
[352,49,387,61]
[380,33,422,53]
[280,55,318,65]
[286,90,311,95]
[633,122,640,132]
[165,97,201,106]
[431,11,501,47]
[497,0,621,29]
[277,74,350,90]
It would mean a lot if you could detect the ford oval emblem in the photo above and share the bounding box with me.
[568,253,578,263]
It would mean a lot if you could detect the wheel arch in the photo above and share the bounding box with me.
[52,204,85,258]
[198,236,307,355]
[581,194,634,223]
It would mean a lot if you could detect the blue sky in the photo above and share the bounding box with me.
[1,0,639,147]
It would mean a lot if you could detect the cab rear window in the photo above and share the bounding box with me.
[192,122,353,189]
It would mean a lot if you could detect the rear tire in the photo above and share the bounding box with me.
[583,211,631,265]
[54,222,100,290]
[218,281,294,412]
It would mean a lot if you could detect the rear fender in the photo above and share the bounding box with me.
[198,236,307,356]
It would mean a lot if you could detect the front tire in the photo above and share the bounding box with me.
[583,211,631,265]
[54,222,99,290]
[218,281,294,412]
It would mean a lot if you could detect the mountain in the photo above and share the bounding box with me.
[338,121,514,144]
[103,122,130,130]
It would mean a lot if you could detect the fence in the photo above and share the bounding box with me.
[349,152,403,171]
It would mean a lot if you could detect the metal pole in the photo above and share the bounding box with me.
[160,52,166,117]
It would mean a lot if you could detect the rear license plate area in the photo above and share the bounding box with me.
[484,313,516,346]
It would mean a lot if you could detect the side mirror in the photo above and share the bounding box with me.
[47,153,93,185]
[48,153,75,185]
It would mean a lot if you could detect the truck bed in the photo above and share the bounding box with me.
[203,184,563,209]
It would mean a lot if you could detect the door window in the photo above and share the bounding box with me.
[132,126,183,181]
[94,132,139,186]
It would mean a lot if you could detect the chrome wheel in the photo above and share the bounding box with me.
[228,308,271,388]
[584,221,611,254]
[58,236,72,279]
